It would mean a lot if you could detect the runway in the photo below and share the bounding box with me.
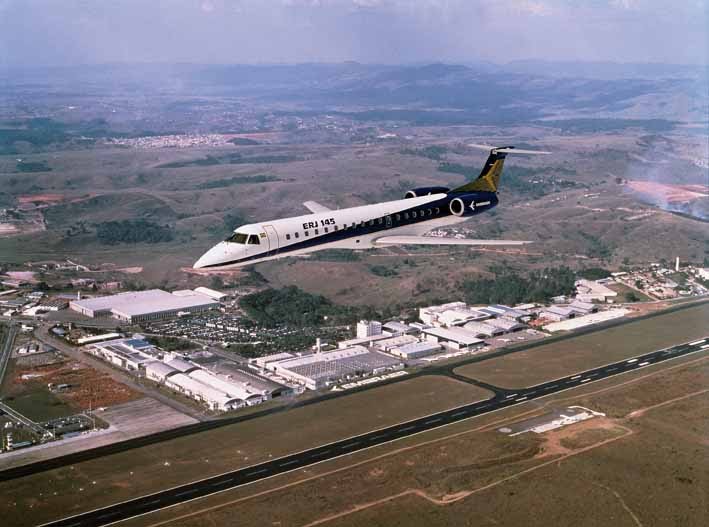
[42,337,708,527]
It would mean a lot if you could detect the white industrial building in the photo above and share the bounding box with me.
[146,361,178,383]
[568,300,597,315]
[84,337,160,371]
[575,279,618,303]
[390,341,442,360]
[540,306,576,322]
[373,334,419,352]
[422,327,484,350]
[356,320,383,338]
[69,289,219,323]
[463,321,503,338]
[382,321,418,336]
[485,317,526,332]
[544,309,630,333]
[268,346,403,390]
[194,286,228,301]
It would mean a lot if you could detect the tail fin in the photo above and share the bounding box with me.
[452,147,511,193]
[451,145,551,193]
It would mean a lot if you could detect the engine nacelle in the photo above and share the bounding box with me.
[404,186,450,199]
[449,193,497,217]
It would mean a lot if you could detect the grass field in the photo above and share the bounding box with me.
[454,302,709,388]
[3,389,75,422]
[0,375,491,526]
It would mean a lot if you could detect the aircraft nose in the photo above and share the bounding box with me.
[193,242,230,269]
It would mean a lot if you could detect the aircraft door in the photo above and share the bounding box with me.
[263,225,279,254]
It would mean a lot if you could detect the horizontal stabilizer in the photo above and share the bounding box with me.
[303,200,332,213]
[374,236,532,247]
[468,144,551,155]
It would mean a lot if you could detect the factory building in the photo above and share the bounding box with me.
[382,321,419,336]
[419,302,467,326]
[38,298,68,311]
[575,279,618,303]
[338,334,389,349]
[194,286,228,301]
[484,317,526,332]
[568,300,597,315]
[422,327,485,350]
[165,373,243,412]
[544,309,630,333]
[84,337,160,371]
[463,321,503,338]
[356,320,383,338]
[540,306,576,322]
[252,352,295,369]
[270,346,404,390]
[69,289,219,323]
[373,334,419,352]
[390,341,442,360]
[146,361,178,383]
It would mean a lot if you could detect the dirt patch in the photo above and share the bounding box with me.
[10,360,141,410]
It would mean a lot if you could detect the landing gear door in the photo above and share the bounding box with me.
[263,225,279,254]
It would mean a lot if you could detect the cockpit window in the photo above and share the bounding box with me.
[247,235,260,245]
[226,233,249,244]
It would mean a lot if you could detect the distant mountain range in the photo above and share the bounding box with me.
[1,61,706,124]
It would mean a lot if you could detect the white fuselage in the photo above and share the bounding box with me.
[193,193,472,269]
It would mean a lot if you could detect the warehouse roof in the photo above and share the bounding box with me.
[146,361,178,378]
[423,327,484,345]
[71,289,218,317]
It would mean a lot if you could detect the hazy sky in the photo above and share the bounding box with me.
[1,0,706,67]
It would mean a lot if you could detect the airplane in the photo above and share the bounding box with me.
[193,144,550,270]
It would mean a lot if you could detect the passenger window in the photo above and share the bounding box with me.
[315,228,319,235]
[377,218,383,225]
[295,232,299,239]
[412,211,417,218]
[305,231,309,237]
[427,209,432,216]
[435,207,440,214]
[324,227,329,233]
[404,213,409,219]
[286,234,291,240]
[395,214,401,221]
[334,225,338,231]
[368,220,374,226]
[248,235,260,245]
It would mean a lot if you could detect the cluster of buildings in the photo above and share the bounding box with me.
[248,303,540,390]
[613,262,709,300]
[84,336,290,412]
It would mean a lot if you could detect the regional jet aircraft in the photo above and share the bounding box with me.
[193,145,549,269]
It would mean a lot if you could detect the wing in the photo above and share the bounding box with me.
[303,201,332,213]
[373,236,532,246]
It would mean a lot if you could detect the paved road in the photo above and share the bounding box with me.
[0,322,17,387]
[41,337,709,527]
[2,298,707,484]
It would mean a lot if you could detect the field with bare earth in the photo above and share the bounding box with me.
[119,348,709,527]
[2,357,141,422]
[0,375,490,527]
[454,302,709,389]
